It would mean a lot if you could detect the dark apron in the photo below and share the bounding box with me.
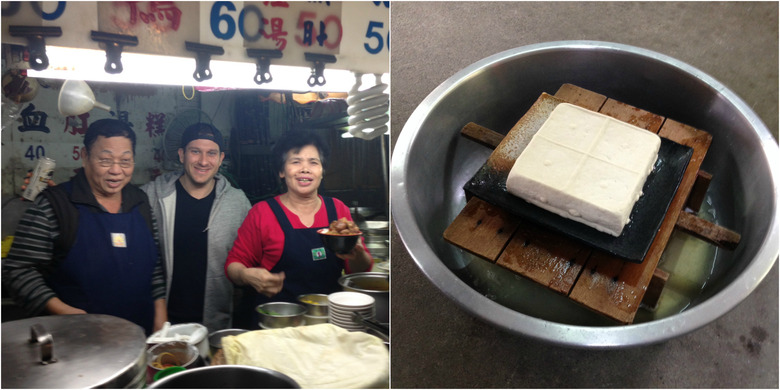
[251,197,344,327]
[48,204,158,334]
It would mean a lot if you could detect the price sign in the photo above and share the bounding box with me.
[97,2,201,58]
[3,1,388,74]
[339,1,389,74]
[214,1,344,69]
[1,2,97,48]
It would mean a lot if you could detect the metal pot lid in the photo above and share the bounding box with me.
[2,314,147,388]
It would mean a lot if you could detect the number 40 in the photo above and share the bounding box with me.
[24,145,45,160]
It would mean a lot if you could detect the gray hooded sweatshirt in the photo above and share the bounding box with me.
[141,171,251,332]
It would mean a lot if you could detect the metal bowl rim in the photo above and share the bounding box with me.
[148,364,300,388]
[297,293,329,305]
[390,40,780,348]
[257,302,307,317]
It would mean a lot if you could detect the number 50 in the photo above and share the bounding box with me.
[364,21,388,55]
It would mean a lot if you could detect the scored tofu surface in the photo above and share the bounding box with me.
[506,103,661,236]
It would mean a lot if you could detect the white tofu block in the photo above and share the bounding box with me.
[506,103,661,236]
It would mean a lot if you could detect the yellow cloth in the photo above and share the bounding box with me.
[2,236,14,258]
[222,324,388,388]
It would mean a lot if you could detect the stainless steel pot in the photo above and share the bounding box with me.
[1,314,147,388]
[338,272,389,323]
[359,220,390,236]
[360,220,390,259]
[148,365,300,388]
[366,243,388,259]
[391,40,779,348]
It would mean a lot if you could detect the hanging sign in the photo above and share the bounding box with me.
[207,2,342,53]
[1,2,97,49]
[338,1,389,74]
[96,1,201,58]
[1,1,388,74]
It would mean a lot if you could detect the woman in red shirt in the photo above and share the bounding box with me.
[225,130,372,328]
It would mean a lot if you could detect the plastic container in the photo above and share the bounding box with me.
[146,341,200,385]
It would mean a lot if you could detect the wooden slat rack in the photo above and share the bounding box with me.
[443,84,740,324]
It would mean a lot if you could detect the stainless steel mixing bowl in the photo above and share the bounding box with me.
[391,41,779,348]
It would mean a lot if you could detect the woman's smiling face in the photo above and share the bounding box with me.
[279,144,323,197]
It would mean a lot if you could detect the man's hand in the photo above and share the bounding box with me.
[153,299,168,332]
[45,297,87,315]
[20,170,56,200]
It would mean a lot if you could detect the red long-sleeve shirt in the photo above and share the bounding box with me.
[225,195,370,276]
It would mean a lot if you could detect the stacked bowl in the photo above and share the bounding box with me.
[256,302,306,329]
[297,294,329,325]
[327,292,375,331]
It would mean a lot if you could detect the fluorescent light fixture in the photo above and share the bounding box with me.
[340,125,391,139]
[27,46,361,92]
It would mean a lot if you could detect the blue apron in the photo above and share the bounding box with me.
[252,197,344,325]
[47,204,158,334]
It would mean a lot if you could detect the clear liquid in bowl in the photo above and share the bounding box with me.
[449,195,723,326]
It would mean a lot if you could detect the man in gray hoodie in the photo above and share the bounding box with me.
[141,123,251,332]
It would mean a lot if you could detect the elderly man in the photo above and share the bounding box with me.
[3,119,167,334]
[141,123,251,332]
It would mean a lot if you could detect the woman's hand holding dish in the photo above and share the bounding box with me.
[336,242,373,273]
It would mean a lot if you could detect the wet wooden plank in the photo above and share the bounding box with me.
[686,170,713,212]
[600,98,665,133]
[484,93,564,174]
[675,211,741,250]
[496,225,589,295]
[461,122,505,149]
[442,197,519,262]
[642,268,670,310]
[569,251,646,323]
[555,83,606,110]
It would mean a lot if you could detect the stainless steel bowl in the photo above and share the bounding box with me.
[297,293,329,316]
[256,302,306,329]
[149,365,300,388]
[391,41,779,348]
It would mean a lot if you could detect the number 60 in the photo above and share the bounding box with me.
[210,1,265,42]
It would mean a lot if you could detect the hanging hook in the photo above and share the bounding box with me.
[9,26,62,71]
[304,53,337,87]
[90,31,138,74]
[185,42,225,82]
[247,49,283,85]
